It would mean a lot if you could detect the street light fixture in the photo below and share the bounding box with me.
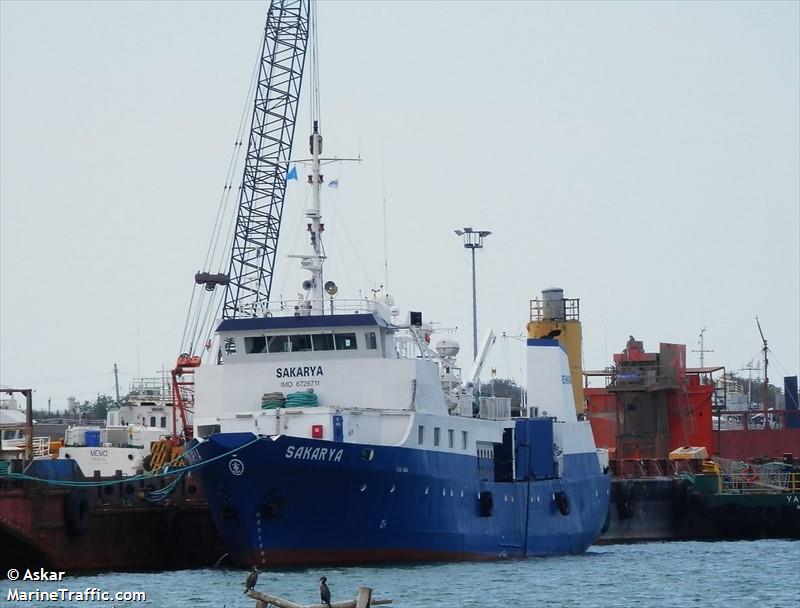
[454,227,492,361]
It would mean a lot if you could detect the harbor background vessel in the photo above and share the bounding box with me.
[584,337,799,543]
[0,383,223,573]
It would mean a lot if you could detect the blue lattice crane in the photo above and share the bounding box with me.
[173,0,312,442]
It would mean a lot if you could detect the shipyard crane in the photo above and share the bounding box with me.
[170,0,312,443]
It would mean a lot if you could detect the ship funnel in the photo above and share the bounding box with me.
[541,287,565,321]
[527,287,584,415]
[526,338,576,422]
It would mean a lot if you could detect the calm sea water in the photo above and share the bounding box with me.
[2,540,798,607]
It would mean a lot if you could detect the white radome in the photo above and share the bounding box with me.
[435,338,460,358]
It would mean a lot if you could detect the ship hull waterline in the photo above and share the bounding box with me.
[188,432,611,567]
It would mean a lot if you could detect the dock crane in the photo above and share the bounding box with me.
[170,0,312,443]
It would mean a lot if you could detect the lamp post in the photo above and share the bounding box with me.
[455,227,492,361]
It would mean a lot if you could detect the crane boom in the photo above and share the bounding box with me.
[222,0,311,319]
[171,0,311,444]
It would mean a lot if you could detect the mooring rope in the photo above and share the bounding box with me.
[0,435,264,488]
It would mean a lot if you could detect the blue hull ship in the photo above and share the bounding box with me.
[183,80,610,566]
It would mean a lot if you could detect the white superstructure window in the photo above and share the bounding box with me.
[418,425,424,444]
[244,336,266,353]
[462,430,468,449]
[268,335,289,353]
[313,334,335,351]
[365,332,378,349]
[448,429,454,448]
[434,427,441,446]
[290,334,313,352]
[335,333,358,350]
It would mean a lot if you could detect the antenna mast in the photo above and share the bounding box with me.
[691,327,714,368]
[756,317,769,409]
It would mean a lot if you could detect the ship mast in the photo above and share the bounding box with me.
[756,317,769,409]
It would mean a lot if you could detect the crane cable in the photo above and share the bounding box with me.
[179,29,265,356]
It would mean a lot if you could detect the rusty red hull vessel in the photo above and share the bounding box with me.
[585,337,800,543]
[0,469,223,574]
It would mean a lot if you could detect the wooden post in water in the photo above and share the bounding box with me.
[246,587,391,608]
[355,587,372,608]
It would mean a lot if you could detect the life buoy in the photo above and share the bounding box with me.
[742,465,758,483]
[63,490,90,537]
[555,490,570,516]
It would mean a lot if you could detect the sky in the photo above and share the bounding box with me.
[1,0,798,410]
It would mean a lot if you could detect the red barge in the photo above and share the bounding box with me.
[585,337,800,542]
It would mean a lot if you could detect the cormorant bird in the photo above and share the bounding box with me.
[244,566,259,594]
[319,576,331,607]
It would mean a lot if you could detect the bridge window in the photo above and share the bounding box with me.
[433,427,441,446]
[150,416,156,427]
[290,334,313,352]
[365,332,377,349]
[312,334,335,351]
[335,333,358,350]
[268,335,289,353]
[418,425,424,445]
[245,336,267,353]
[160,416,167,428]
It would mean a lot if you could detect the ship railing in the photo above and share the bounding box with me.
[715,457,797,494]
[718,472,795,494]
[529,297,580,322]
[714,408,797,430]
[3,436,51,458]
[235,298,389,319]
[128,377,172,402]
